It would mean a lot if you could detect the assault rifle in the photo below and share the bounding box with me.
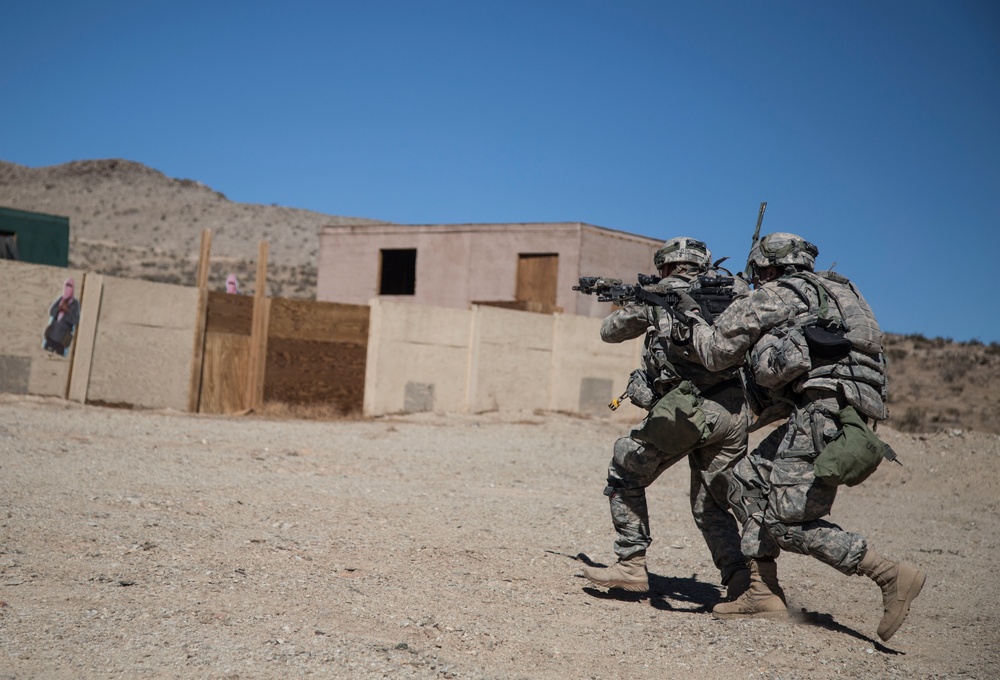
[573,274,738,323]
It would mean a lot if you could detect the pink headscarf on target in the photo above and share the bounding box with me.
[57,278,75,321]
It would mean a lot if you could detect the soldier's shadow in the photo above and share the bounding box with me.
[571,552,722,612]
[790,608,902,655]
[564,552,904,653]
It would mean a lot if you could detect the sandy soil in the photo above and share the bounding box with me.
[1,394,997,679]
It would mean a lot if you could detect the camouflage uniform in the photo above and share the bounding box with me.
[600,270,751,587]
[678,234,924,642]
[685,267,878,574]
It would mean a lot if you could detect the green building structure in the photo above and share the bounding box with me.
[0,206,70,266]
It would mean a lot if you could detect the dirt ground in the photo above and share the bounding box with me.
[1,394,997,679]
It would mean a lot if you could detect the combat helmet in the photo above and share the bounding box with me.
[746,232,818,272]
[654,237,711,270]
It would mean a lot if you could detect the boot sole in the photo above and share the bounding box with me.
[878,568,926,642]
[583,576,649,593]
[712,609,789,621]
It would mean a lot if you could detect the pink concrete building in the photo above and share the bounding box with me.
[316,222,663,318]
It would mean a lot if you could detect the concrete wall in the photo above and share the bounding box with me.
[550,312,643,418]
[364,299,472,415]
[364,299,645,422]
[468,305,555,413]
[317,222,662,319]
[0,262,198,410]
[85,276,201,411]
[0,260,85,397]
[3,261,648,423]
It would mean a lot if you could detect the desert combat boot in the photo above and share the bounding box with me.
[856,547,926,641]
[582,552,649,592]
[725,565,752,601]
[712,558,788,619]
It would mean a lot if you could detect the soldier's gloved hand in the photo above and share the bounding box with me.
[673,291,701,316]
[625,370,656,410]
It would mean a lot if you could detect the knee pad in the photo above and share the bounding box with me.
[727,477,764,525]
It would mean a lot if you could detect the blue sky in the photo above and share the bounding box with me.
[3,1,998,341]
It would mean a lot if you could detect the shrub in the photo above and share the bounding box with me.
[897,407,926,432]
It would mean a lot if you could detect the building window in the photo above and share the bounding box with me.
[379,248,417,295]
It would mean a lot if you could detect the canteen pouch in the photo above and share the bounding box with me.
[630,380,708,455]
[814,405,892,486]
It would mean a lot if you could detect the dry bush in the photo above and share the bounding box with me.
[897,406,926,432]
[254,400,367,422]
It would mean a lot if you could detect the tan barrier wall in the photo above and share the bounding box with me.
[469,305,555,413]
[0,260,86,397]
[550,312,645,421]
[3,261,646,421]
[364,299,643,421]
[85,276,201,411]
[364,299,472,415]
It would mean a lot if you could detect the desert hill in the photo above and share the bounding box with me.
[0,158,388,297]
[2,158,997,434]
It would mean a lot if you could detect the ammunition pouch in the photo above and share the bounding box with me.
[803,322,851,360]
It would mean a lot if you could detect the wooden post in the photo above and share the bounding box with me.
[196,229,212,289]
[245,240,270,411]
[67,273,103,403]
[187,287,209,413]
[187,229,212,412]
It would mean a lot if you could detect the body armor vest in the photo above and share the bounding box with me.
[644,271,744,396]
[751,270,888,420]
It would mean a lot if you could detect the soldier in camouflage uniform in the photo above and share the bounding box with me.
[677,232,926,642]
[582,237,752,600]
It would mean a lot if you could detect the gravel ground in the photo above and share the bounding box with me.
[1,394,997,679]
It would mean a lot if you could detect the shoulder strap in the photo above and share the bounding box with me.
[781,272,845,329]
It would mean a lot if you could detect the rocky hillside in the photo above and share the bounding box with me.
[0,159,388,297]
[2,158,997,434]
[883,333,1000,434]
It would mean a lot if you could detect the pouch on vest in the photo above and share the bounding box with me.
[814,405,894,486]
[750,328,811,389]
[630,380,708,455]
[803,323,851,360]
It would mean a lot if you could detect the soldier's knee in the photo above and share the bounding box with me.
[613,436,642,460]
[726,477,764,526]
[764,518,805,553]
[605,477,644,497]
